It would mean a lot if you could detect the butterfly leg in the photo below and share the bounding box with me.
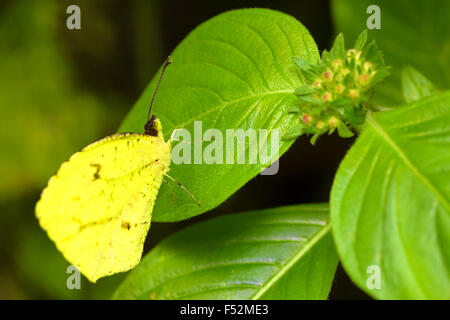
[163,173,201,207]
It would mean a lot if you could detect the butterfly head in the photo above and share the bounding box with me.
[144,115,162,137]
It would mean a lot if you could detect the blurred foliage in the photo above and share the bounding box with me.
[332,0,450,106]
[0,0,106,200]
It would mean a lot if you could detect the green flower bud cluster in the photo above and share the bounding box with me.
[285,30,390,144]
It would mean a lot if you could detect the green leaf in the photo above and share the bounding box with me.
[287,105,301,113]
[402,66,437,103]
[294,85,315,96]
[321,49,329,62]
[362,41,378,63]
[332,0,450,106]
[337,122,354,138]
[343,105,366,125]
[282,124,305,140]
[294,56,314,71]
[353,30,368,51]
[328,33,346,61]
[331,92,450,299]
[119,9,319,221]
[113,204,338,300]
[370,67,390,85]
[310,133,321,145]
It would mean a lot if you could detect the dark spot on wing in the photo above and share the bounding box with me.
[90,163,102,181]
[121,221,131,230]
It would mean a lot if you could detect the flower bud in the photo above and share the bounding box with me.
[348,89,360,99]
[347,49,362,61]
[313,79,322,88]
[321,92,332,102]
[302,114,313,124]
[340,68,350,78]
[328,116,340,128]
[359,73,370,85]
[292,31,389,145]
[323,70,333,81]
[316,121,326,130]
[332,59,342,69]
[334,84,345,94]
[363,61,373,72]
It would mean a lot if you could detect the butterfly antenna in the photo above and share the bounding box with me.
[147,56,173,121]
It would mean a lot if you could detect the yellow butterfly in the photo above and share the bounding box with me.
[36,57,191,282]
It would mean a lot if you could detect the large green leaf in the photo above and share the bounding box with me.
[119,9,319,221]
[332,0,450,106]
[331,91,450,299]
[113,204,337,300]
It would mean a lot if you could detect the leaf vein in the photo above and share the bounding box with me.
[367,114,450,212]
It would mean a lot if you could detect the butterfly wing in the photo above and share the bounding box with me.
[36,131,171,282]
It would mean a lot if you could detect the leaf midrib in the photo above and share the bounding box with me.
[367,114,450,213]
[162,89,294,136]
[250,222,332,300]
